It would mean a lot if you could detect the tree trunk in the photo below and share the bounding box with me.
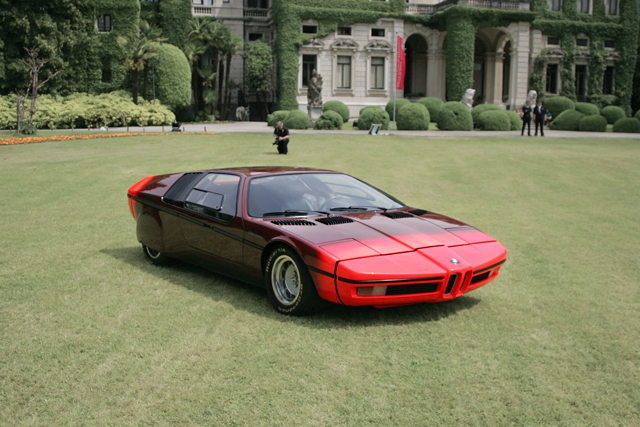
[143,62,148,101]
[217,59,224,117]
[211,49,219,116]
[223,53,232,119]
[192,66,199,114]
[132,68,139,105]
[28,70,38,123]
[16,98,22,133]
[263,91,269,119]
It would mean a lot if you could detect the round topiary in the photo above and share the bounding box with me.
[477,110,511,131]
[155,43,192,109]
[267,110,290,127]
[359,105,382,115]
[396,103,430,130]
[417,97,444,123]
[634,110,640,121]
[578,115,608,132]
[549,109,584,131]
[385,98,410,120]
[358,107,390,131]
[315,110,343,130]
[601,105,626,124]
[323,100,350,123]
[574,102,600,117]
[505,110,522,131]
[612,117,640,133]
[471,104,502,127]
[544,96,575,120]
[437,102,473,131]
[283,109,310,129]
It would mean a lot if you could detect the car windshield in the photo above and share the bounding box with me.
[247,173,404,218]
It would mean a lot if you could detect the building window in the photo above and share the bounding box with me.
[576,38,589,47]
[603,66,614,94]
[193,0,214,4]
[302,25,317,34]
[547,36,560,46]
[338,27,352,36]
[607,0,619,14]
[578,0,590,13]
[337,56,352,89]
[371,57,385,89]
[248,33,262,41]
[302,54,317,87]
[604,39,615,49]
[97,15,112,32]
[546,64,558,94]
[371,28,385,37]
[247,0,268,7]
[549,0,562,10]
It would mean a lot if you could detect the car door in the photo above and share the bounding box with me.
[179,173,244,264]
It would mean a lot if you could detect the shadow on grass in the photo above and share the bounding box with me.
[102,246,481,328]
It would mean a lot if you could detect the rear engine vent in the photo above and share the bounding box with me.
[271,220,316,226]
[316,216,354,225]
[444,274,458,295]
[409,209,429,216]
[381,211,414,219]
[470,271,490,284]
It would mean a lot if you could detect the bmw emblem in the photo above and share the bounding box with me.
[450,258,460,265]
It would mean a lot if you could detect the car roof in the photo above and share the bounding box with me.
[202,166,338,177]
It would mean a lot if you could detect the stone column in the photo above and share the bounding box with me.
[427,50,446,99]
[509,22,531,109]
[484,52,505,105]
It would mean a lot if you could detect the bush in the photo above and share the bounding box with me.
[634,110,640,121]
[437,102,473,131]
[612,117,640,133]
[358,107,390,131]
[283,109,310,129]
[315,110,343,130]
[396,103,430,130]
[506,110,522,131]
[323,100,350,122]
[267,110,290,127]
[19,124,37,135]
[385,98,410,119]
[471,104,502,127]
[549,109,584,131]
[578,115,608,132]
[601,105,626,124]
[417,97,444,123]
[155,43,192,110]
[544,96,575,119]
[359,105,382,115]
[477,110,511,131]
[574,102,600,116]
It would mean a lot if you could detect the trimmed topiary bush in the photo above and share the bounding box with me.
[315,110,343,130]
[397,103,430,130]
[358,107,390,131]
[471,104,502,127]
[359,105,382,115]
[437,102,473,131]
[385,98,410,120]
[155,43,192,109]
[283,109,310,129]
[323,100,350,123]
[578,115,608,132]
[417,97,444,123]
[544,96,575,120]
[634,110,640,121]
[612,117,640,133]
[601,105,626,124]
[574,102,600,116]
[549,109,584,131]
[506,110,522,131]
[477,110,511,131]
[267,110,290,127]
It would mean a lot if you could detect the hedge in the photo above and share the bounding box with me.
[315,110,343,130]
[635,109,640,121]
[417,97,444,124]
[612,117,640,133]
[437,102,473,131]
[477,110,511,131]
[578,115,608,132]
[601,105,626,124]
[323,100,350,122]
[267,110,291,127]
[549,109,584,131]
[358,107,390,131]
[386,99,410,120]
[155,43,191,109]
[506,110,522,131]
[574,102,600,116]
[283,109,310,129]
[471,104,502,127]
[396,103,430,130]
[544,96,575,119]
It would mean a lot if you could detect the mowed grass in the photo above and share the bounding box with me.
[1,133,639,426]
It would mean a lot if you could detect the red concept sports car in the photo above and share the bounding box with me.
[127,167,507,315]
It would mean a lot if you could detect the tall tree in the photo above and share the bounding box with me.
[139,21,167,101]
[183,40,208,114]
[186,17,217,115]
[246,39,274,119]
[220,32,244,119]
[21,48,63,123]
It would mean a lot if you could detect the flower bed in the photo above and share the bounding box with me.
[0,132,218,146]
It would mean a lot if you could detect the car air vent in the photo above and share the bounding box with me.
[409,209,429,216]
[163,172,204,208]
[316,216,354,225]
[271,220,316,226]
[381,211,414,219]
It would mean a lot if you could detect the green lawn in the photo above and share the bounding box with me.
[1,133,639,425]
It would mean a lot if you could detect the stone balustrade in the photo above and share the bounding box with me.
[405,0,530,15]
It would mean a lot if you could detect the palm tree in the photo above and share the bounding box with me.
[186,17,219,115]
[197,65,218,116]
[183,40,208,114]
[219,32,244,119]
[139,20,167,101]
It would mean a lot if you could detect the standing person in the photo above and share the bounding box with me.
[533,100,547,136]
[520,100,532,136]
[273,121,290,155]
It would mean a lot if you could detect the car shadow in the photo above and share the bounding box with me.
[102,246,481,329]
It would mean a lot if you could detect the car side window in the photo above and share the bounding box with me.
[185,173,240,222]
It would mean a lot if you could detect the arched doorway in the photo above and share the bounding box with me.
[502,40,511,102]
[404,34,428,97]
[472,37,487,105]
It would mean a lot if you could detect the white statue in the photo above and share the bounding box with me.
[461,88,476,111]
[527,90,537,105]
[236,106,247,122]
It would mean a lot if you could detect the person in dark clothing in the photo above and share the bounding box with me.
[520,101,532,136]
[273,121,290,154]
[533,100,547,136]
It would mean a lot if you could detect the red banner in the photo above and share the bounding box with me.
[396,35,406,90]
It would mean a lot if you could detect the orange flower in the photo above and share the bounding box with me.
[0,132,218,146]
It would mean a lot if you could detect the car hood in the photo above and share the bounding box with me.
[270,211,495,259]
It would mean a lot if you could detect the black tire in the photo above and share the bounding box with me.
[143,245,168,266]
[264,246,324,315]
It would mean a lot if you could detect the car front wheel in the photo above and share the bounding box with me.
[143,245,168,266]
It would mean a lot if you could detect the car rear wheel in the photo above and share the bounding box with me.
[265,246,323,315]
[143,245,168,266]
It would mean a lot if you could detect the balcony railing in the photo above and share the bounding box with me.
[192,5,214,15]
[243,8,270,17]
[405,0,529,15]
